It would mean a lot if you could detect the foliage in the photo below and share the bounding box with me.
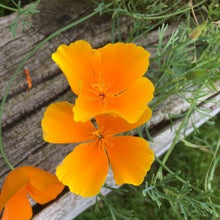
[0,0,40,37]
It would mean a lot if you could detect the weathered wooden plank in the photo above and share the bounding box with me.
[148,81,220,129]
[2,73,69,128]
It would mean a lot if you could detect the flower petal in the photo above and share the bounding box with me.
[0,169,29,212]
[110,77,154,123]
[98,42,150,92]
[42,101,95,143]
[56,142,109,197]
[52,40,101,95]
[20,166,64,204]
[95,106,152,135]
[107,136,154,185]
[2,188,32,220]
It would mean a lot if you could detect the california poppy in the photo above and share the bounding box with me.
[0,166,64,220]
[42,101,154,197]
[52,40,154,123]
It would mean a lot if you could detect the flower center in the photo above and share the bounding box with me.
[92,129,113,150]
[92,129,103,139]
[99,92,105,101]
[89,83,109,106]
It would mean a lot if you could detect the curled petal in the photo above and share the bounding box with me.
[2,188,32,220]
[98,42,150,92]
[0,166,64,219]
[107,136,154,185]
[56,142,109,197]
[42,101,95,143]
[20,166,64,204]
[95,107,152,135]
[52,40,101,95]
[0,169,29,212]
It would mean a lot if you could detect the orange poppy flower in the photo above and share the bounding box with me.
[42,101,154,197]
[52,40,154,123]
[0,166,64,220]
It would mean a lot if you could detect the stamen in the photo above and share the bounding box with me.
[87,82,117,106]
[92,130,103,139]
[99,92,105,101]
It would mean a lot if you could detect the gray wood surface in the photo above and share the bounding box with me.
[0,1,219,219]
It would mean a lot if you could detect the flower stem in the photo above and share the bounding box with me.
[155,104,194,180]
[155,156,203,193]
[0,4,17,12]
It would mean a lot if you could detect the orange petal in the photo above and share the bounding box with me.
[52,40,101,95]
[0,169,29,212]
[98,42,150,92]
[109,77,154,123]
[95,106,152,135]
[107,136,154,185]
[56,142,109,197]
[42,101,95,143]
[2,188,32,220]
[20,166,64,204]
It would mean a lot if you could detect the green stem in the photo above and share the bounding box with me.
[98,194,117,220]
[11,0,19,8]
[0,7,100,170]
[155,156,203,193]
[0,147,14,170]
[151,39,194,62]
[149,93,171,110]
[120,0,206,20]
[204,138,220,192]
[155,105,194,180]
[0,4,17,12]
